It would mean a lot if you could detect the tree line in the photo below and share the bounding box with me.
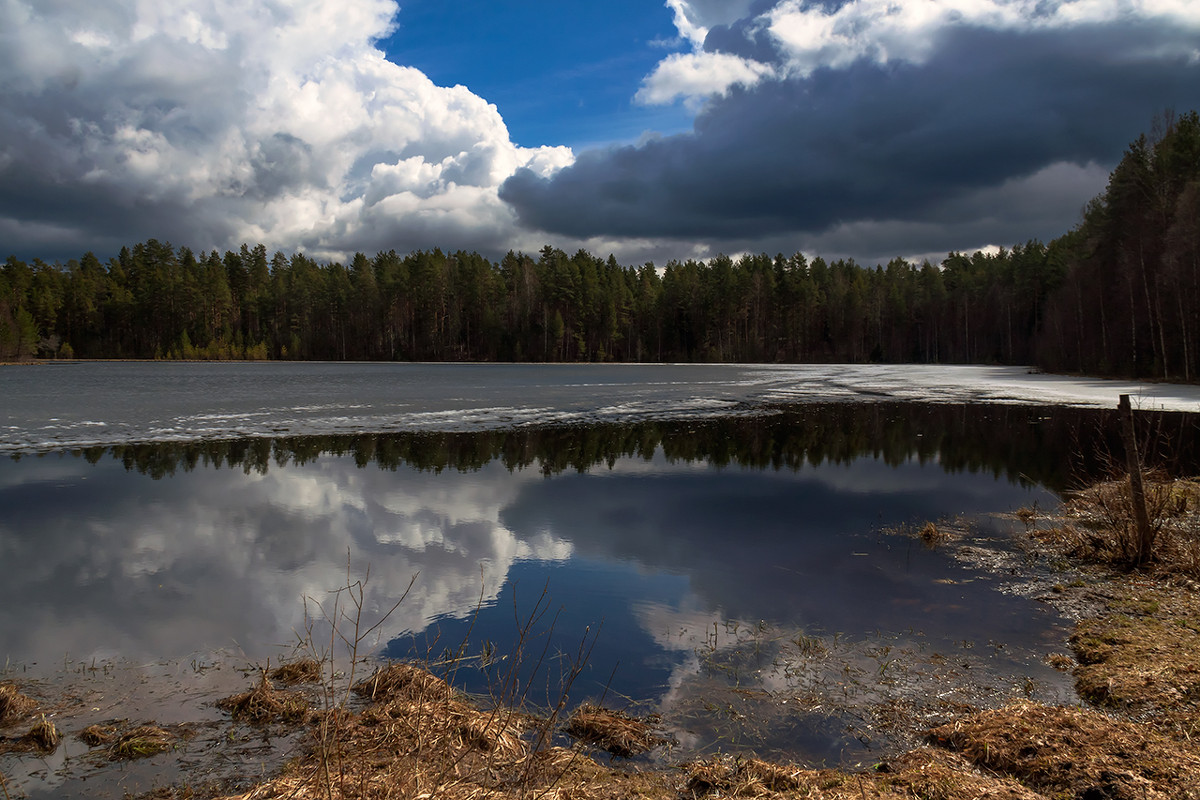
[2,112,1197,379]
[83,404,1200,494]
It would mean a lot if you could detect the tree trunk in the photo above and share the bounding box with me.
[1118,394,1155,567]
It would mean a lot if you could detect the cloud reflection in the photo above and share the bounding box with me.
[0,455,569,665]
[0,436,1062,741]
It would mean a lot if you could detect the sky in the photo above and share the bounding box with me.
[1,0,1199,267]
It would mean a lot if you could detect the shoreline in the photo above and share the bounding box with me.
[4,483,1199,799]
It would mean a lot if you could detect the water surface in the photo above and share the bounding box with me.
[3,364,1199,796]
[4,361,1198,452]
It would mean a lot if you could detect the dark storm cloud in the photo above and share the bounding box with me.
[501,20,1200,252]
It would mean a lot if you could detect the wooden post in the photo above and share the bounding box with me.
[1118,394,1154,566]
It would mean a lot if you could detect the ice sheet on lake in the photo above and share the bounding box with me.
[2,362,1197,452]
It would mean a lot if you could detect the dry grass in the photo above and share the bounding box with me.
[213,662,540,800]
[877,748,1043,800]
[1072,613,1200,709]
[79,723,118,746]
[930,699,1200,799]
[217,673,311,724]
[25,716,60,751]
[1060,476,1200,575]
[682,754,810,797]
[0,683,37,726]
[562,703,668,758]
[0,715,61,754]
[110,725,176,760]
[267,658,322,685]
[680,749,1045,799]
[917,521,949,547]
[1064,581,1200,742]
[350,662,454,703]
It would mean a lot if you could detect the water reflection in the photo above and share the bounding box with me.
[3,403,1196,762]
[0,454,567,667]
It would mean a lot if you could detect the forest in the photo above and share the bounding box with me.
[2,112,1198,380]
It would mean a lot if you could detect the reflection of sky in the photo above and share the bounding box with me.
[0,444,1058,717]
[0,453,570,665]
[499,457,1058,639]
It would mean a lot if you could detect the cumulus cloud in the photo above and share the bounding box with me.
[664,0,764,48]
[0,0,572,261]
[502,0,1200,262]
[4,0,1198,265]
[636,51,776,107]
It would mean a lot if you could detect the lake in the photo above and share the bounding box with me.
[2,362,1199,796]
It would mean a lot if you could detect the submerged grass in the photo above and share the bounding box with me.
[109,724,176,760]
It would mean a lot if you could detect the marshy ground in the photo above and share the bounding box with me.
[3,476,1200,799]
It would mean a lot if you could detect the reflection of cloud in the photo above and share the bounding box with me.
[0,455,569,665]
[635,600,726,654]
[500,463,1053,633]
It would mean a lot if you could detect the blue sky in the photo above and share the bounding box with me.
[379,0,693,149]
[1,1,1199,266]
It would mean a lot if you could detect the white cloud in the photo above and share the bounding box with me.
[636,52,776,106]
[664,0,762,47]
[644,0,1200,102]
[0,0,573,260]
[763,0,1200,77]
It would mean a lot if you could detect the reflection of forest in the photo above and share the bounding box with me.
[67,403,1199,492]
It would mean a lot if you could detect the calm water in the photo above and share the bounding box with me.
[2,363,1199,794]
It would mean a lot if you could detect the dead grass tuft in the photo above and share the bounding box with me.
[79,723,118,746]
[682,754,812,797]
[110,725,175,760]
[26,715,60,751]
[1046,652,1074,671]
[929,699,1200,799]
[350,662,453,703]
[211,661,680,800]
[218,673,310,724]
[0,683,37,726]
[0,715,62,754]
[918,521,948,547]
[562,703,668,758]
[267,658,322,686]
